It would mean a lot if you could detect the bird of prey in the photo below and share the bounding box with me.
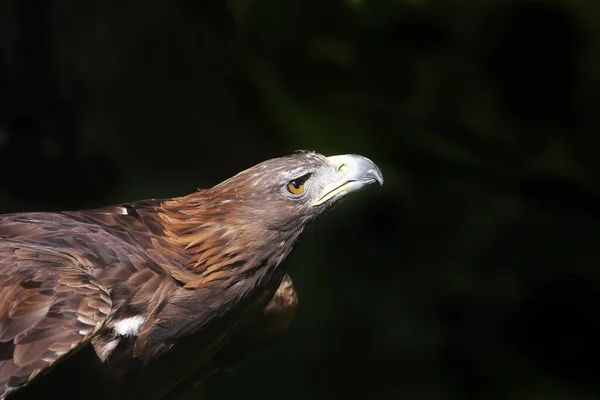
[0,152,383,399]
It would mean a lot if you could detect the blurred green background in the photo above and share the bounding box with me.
[2,0,600,399]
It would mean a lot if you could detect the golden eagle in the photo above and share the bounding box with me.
[0,152,383,399]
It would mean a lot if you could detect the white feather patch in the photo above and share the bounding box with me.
[113,316,145,336]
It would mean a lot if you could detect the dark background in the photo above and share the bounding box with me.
[1,1,599,399]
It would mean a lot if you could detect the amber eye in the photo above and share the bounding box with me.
[287,179,305,195]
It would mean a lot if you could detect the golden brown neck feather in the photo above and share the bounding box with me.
[157,191,270,290]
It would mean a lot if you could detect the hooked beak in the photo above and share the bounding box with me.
[311,154,384,207]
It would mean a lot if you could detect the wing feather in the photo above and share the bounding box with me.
[0,242,112,398]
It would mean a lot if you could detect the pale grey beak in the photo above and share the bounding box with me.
[311,154,384,206]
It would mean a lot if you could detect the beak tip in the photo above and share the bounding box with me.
[350,154,383,187]
[368,167,384,186]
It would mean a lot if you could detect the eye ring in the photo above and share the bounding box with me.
[287,180,305,195]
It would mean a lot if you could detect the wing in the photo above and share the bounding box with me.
[0,241,112,398]
[164,274,299,399]
[213,273,298,366]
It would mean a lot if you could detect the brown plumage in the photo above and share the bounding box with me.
[0,152,383,399]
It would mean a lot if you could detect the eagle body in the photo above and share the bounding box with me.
[0,152,383,399]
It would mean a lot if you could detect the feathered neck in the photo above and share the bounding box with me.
[156,191,302,291]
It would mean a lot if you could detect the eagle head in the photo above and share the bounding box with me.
[207,151,384,234]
